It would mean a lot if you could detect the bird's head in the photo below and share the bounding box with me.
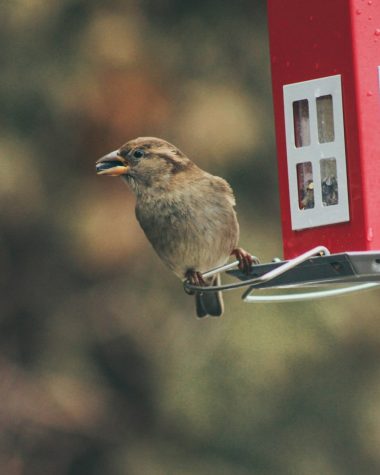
[96,137,192,192]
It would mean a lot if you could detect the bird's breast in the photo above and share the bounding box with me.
[135,189,239,277]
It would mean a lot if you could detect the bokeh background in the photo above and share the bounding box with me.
[2,1,380,474]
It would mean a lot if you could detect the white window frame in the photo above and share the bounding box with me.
[283,75,350,230]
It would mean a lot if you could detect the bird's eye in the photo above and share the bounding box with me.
[133,149,144,159]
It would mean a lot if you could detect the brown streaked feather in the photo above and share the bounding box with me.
[156,153,191,174]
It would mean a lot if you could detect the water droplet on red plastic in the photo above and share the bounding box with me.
[315,63,320,70]
[368,0,373,5]
[367,91,373,96]
[286,60,291,67]
[375,28,380,36]
[356,9,362,14]
[369,16,372,20]
[309,15,314,21]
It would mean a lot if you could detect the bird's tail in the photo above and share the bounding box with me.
[195,273,224,318]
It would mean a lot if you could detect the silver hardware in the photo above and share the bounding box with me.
[183,246,380,303]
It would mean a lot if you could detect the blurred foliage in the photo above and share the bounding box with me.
[2,0,380,474]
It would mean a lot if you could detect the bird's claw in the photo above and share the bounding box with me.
[231,247,258,275]
[184,270,206,295]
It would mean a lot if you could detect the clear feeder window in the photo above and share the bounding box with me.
[297,162,314,209]
[316,95,335,143]
[293,99,311,147]
[320,158,338,206]
[284,75,349,229]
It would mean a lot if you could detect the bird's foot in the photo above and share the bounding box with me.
[184,270,206,295]
[231,247,258,274]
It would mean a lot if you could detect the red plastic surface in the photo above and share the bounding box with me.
[267,0,380,258]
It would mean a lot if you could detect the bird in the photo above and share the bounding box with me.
[96,137,253,317]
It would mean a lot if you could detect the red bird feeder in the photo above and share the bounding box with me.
[185,0,380,302]
[268,0,380,259]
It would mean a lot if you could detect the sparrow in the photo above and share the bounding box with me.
[96,137,253,317]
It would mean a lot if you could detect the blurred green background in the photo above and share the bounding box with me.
[2,1,380,474]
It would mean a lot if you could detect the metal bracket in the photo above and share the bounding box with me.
[183,246,380,303]
[242,283,378,303]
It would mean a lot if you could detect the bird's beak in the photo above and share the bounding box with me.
[96,150,129,176]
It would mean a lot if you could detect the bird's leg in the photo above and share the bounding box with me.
[231,247,258,274]
[184,269,206,295]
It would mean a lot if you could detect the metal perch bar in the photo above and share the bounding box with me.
[184,246,328,293]
[183,246,380,303]
[242,282,379,303]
